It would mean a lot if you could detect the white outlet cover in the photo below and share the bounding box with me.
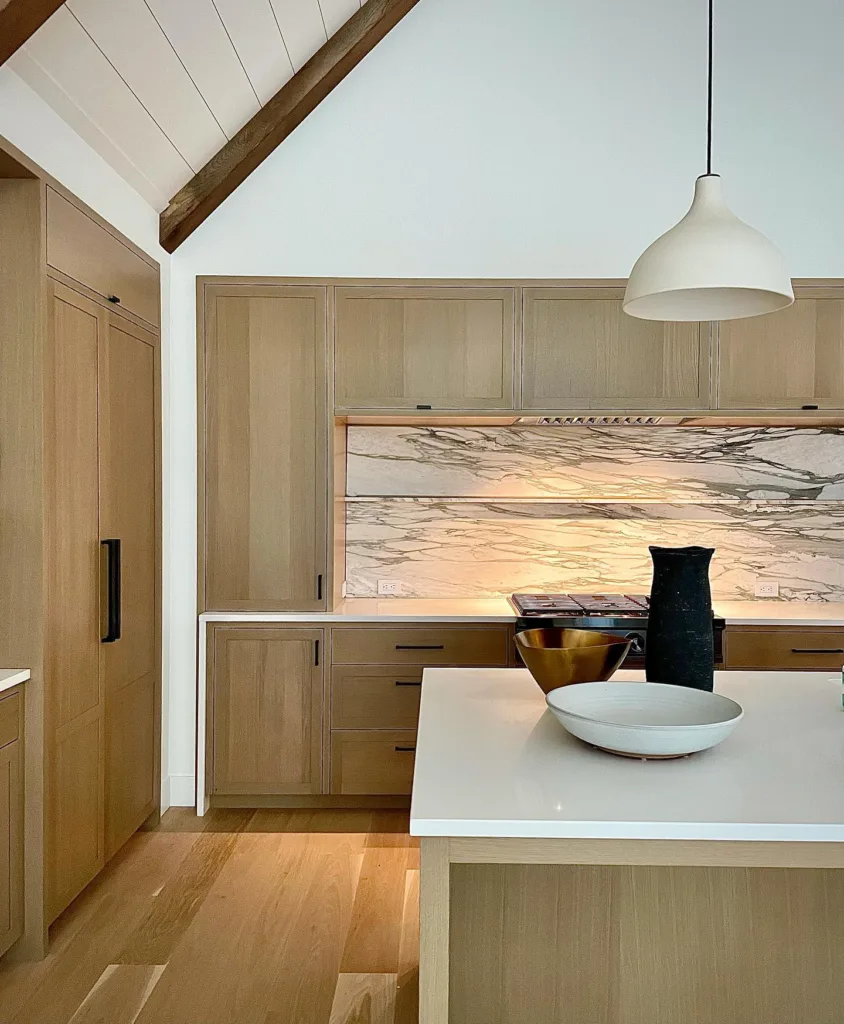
[754,581,780,598]
[377,580,402,595]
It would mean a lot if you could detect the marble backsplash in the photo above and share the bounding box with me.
[344,427,844,600]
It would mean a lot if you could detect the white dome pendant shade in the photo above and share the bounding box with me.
[623,174,794,322]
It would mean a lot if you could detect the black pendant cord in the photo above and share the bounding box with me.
[706,0,714,175]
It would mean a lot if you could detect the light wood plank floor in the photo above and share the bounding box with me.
[0,808,419,1024]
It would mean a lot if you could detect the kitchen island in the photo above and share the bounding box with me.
[411,668,844,1024]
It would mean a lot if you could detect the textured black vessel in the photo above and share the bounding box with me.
[646,545,715,691]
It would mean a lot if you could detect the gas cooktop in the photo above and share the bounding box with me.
[509,593,651,617]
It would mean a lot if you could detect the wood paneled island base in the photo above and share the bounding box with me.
[420,836,844,1024]
[412,669,844,1024]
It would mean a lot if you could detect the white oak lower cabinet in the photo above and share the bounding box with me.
[209,623,512,800]
[0,687,24,958]
[724,627,844,671]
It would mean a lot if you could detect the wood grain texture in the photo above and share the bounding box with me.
[45,282,105,924]
[0,0,65,65]
[725,626,844,670]
[133,833,365,1024]
[522,286,708,410]
[330,731,417,796]
[449,862,844,1024]
[159,0,423,251]
[331,626,510,666]
[202,285,328,611]
[0,725,23,958]
[418,838,449,1024]
[46,189,159,326]
[0,178,47,956]
[116,830,245,965]
[331,666,423,730]
[212,627,324,796]
[335,286,516,411]
[66,964,166,1024]
[329,973,397,1024]
[99,312,159,858]
[717,289,844,409]
[448,836,844,869]
[339,846,410,973]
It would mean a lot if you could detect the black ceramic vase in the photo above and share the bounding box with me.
[645,545,715,692]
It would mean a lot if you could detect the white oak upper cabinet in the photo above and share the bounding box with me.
[334,286,517,411]
[716,289,844,409]
[521,286,710,410]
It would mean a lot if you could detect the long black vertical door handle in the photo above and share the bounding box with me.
[101,538,121,643]
[317,574,323,601]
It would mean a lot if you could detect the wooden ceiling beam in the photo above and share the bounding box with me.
[159,0,422,252]
[0,0,66,66]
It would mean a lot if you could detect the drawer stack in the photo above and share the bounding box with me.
[329,626,511,795]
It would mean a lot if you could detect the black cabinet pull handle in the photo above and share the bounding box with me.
[395,680,422,686]
[107,294,121,304]
[314,639,320,666]
[101,539,121,643]
[317,573,323,601]
[791,647,844,654]
[394,746,416,752]
[395,644,444,651]
[416,404,432,410]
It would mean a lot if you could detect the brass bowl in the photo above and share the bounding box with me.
[514,627,632,695]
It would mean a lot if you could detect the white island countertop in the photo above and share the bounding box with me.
[410,667,844,842]
[0,668,30,696]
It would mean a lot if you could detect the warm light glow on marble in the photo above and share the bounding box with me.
[345,426,844,601]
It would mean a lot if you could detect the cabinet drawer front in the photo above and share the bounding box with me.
[331,626,510,665]
[726,629,844,670]
[330,730,416,795]
[0,692,20,750]
[332,667,423,729]
[47,188,159,326]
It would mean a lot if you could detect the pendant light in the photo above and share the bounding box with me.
[623,0,793,322]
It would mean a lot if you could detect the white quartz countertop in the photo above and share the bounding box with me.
[409,667,844,842]
[200,598,844,626]
[0,668,30,696]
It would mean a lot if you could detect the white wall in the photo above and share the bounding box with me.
[163,0,844,800]
[0,68,178,809]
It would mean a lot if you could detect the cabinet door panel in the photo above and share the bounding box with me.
[204,286,327,610]
[212,628,324,795]
[46,285,102,728]
[522,288,708,409]
[45,284,105,923]
[335,286,516,410]
[717,295,844,408]
[48,713,104,922]
[0,730,23,958]
[99,313,158,856]
[105,673,156,858]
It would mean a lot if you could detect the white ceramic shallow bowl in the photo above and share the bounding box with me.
[545,681,744,758]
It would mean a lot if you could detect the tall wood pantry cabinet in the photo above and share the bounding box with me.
[199,282,329,612]
[0,152,161,955]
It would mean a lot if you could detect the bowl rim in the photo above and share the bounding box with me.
[545,682,744,731]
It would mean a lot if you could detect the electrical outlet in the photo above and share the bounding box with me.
[754,580,780,598]
[377,580,402,596]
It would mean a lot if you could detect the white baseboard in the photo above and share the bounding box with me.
[168,774,197,806]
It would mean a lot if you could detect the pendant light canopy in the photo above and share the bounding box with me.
[623,1,793,323]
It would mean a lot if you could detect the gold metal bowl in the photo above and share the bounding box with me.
[514,627,632,695]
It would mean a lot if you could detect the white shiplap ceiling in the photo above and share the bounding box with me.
[10,0,362,209]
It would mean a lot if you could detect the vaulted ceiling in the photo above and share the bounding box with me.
[8,0,364,210]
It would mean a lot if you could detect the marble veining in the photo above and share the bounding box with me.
[344,426,844,600]
[347,426,844,500]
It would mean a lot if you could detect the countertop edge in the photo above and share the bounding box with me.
[0,668,31,695]
[408,822,844,842]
